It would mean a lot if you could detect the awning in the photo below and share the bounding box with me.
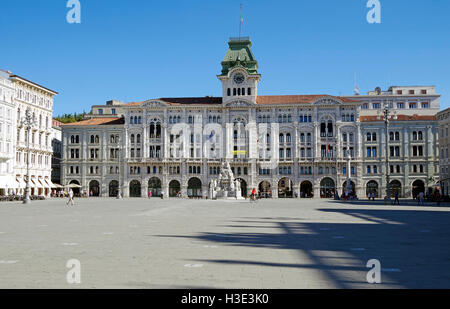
[16,177,26,189]
[37,179,45,189]
[0,176,16,189]
[30,179,42,189]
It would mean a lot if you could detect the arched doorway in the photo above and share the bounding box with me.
[389,180,402,198]
[278,178,293,198]
[342,180,356,195]
[188,177,202,198]
[148,177,162,197]
[320,178,335,198]
[412,180,425,199]
[129,180,141,198]
[169,180,181,197]
[236,178,247,198]
[89,180,100,197]
[366,181,379,198]
[300,181,313,198]
[109,180,119,197]
[69,180,81,195]
[258,181,271,198]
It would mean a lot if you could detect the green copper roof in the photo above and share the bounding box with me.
[219,37,259,76]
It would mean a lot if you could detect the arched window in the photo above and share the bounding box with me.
[286,133,291,143]
[131,134,135,144]
[279,134,284,143]
[71,135,75,143]
[413,131,417,140]
[372,133,377,141]
[227,88,231,96]
[90,135,95,144]
[395,132,400,141]
[418,131,423,140]
[390,132,394,141]
[233,88,236,96]
[367,132,372,141]
[327,121,333,136]
[136,134,141,144]
[248,88,251,95]
[95,135,99,144]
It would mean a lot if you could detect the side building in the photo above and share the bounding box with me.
[11,74,58,197]
[437,108,450,196]
[0,70,16,195]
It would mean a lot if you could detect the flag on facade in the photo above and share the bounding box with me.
[209,131,214,141]
[257,132,265,143]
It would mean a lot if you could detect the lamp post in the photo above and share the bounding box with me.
[377,101,397,204]
[334,136,339,199]
[116,134,123,199]
[21,108,37,204]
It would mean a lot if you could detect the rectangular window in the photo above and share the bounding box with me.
[397,102,405,109]
[409,102,417,109]
[421,102,429,109]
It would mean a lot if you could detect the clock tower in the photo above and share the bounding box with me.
[218,37,261,105]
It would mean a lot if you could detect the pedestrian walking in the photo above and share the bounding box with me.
[435,190,441,206]
[148,191,152,198]
[393,192,400,205]
[419,191,425,206]
[66,189,75,206]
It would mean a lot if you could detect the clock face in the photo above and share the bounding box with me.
[233,73,245,85]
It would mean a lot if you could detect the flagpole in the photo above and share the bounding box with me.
[239,4,243,40]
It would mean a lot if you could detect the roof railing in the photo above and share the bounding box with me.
[229,36,250,42]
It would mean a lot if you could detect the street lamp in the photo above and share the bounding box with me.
[334,136,340,199]
[377,100,397,204]
[116,134,123,199]
[21,108,37,204]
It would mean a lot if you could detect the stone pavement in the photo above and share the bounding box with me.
[0,197,449,289]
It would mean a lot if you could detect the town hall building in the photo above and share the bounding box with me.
[61,37,440,199]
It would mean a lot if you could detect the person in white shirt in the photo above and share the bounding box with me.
[66,189,75,206]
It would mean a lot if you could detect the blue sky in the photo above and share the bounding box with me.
[1,0,449,115]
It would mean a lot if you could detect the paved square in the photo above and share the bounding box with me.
[1,198,449,289]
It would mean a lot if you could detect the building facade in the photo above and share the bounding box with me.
[437,108,450,196]
[11,73,57,196]
[0,70,16,195]
[61,37,440,199]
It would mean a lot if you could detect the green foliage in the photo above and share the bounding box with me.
[54,112,86,124]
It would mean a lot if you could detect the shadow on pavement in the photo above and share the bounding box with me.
[156,208,450,288]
